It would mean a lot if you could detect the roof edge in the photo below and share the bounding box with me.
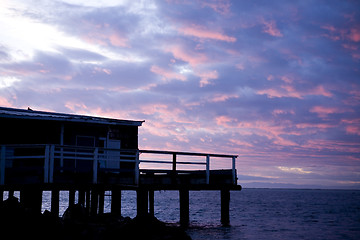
[0,106,144,126]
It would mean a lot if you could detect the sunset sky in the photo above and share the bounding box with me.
[1,0,359,189]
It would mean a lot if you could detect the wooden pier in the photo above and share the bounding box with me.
[0,146,240,226]
[0,107,241,226]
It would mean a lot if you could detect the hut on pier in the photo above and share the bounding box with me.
[0,106,241,226]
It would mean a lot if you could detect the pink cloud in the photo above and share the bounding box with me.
[302,139,360,153]
[345,125,360,135]
[166,45,208,66]
[201,0,231,15]
[321,24,360,43]
[209,93,239,102]
[341,119,360,136]
[108,33,129,47]
[178,24,236,42]
[196,70,218,87]
[309,85,333,97]
[257,84,332,99]
[272,109,295,116]
[257,85,302,99]
[348,27,360,42]
[215,115,236,127]
[150,65,187,81]
[261,19,283,37]
[229,138,253,148]
[0,97,13,107]
[296,123,335,129]
[310,106,348,118]
[81,21,129,48]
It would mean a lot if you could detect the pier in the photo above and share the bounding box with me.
[0,107,241,226]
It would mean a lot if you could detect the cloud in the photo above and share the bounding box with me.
[310,106,348,118]
[200,0,231,15]
[165,45,208,66]
[1,0,360,188]
[150,65,187,82]
[261,19,283,37]
[278,166,312,174]
[178,24,236,42]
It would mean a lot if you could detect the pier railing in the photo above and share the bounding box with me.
[0,144,237,186]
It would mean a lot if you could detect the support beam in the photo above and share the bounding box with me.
[221,189,230,226]
[137,189,148,217]
[69,189,75,207]
[179,189,189,227]
[1,146,5,185]
[111,188,121,215]
[98,190,104,214]
[51,189,59,216]
[86,190,91,215]
[90,189,99,216]
[78,190,85,206]
[20,187,42,214]
[149,190,154,216]
[0,190,3,208]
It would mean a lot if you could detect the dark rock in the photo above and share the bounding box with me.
[1,199,191,240]
[62,203,87,222]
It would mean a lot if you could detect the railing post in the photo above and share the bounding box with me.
[44,145,50,183]
[206,155,210,184]
[0,146,5,185]
[172,153,177,172]
[93,147,98,184]
[49,145,55,183]
[232,156,236,185]
[135,150,140,185]
[60,146,64,173]
[172,153,177,184]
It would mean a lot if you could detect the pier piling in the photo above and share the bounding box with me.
[137,189,148,217]
[111,188,121,215]
[221,189,230,226]
[51,189,60,216]
[179,189,189,227]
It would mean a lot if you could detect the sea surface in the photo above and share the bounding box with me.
[5,188,360,240]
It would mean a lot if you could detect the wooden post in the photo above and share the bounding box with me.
[111,188,121,215]
[93,148,98,184]
[206,155,210,184]
[172,153,177,172]
[179,189,189,227]
[78,190,86,206]
[221,189,230,226]
[90,189,99,215]
[20,187,43,214]
[135,151,140,185]
[232,156,236,185]
[44,145,50,183]
[172,153,177,184]
[149,190,154,216]
[49,145,55,183]
[86,190,91,215]
[0,146,5,185]
[98,190,104,214]
[51,189,60,216]
[69,189,76,207]
[137,189,148,217]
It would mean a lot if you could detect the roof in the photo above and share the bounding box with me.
[0,106,144,126]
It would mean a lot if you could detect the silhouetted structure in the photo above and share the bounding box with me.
[0,106,241,226]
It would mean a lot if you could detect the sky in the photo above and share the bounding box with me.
[0,0,359,189]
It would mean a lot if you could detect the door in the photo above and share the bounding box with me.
[106,139,121,170]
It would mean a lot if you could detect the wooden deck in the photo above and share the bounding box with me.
[0,144,241,226]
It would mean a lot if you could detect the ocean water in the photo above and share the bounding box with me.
[4,188,360,239]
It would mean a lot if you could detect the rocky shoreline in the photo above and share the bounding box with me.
[0,196,191,240]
